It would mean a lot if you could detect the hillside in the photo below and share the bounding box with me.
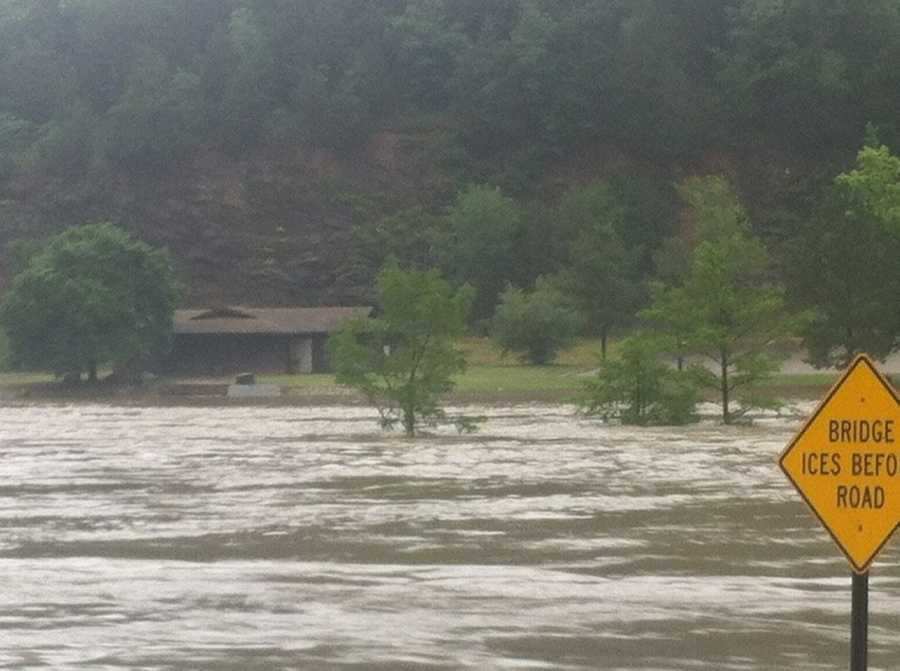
[0,1,898,308]
[0,127,455,306]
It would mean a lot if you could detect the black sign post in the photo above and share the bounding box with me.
[850,572,868,671]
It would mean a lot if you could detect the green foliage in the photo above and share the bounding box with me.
[788,144,900,367]
[0,0,899,174]
[555,182,643,357]
[327,262,475,436]
[835,144,900,234]
[641,279,696,372]
[99,49,206,169]
[26,103,95,175]
[440,184,521,323]
[719,0,900,152]
[0,328,10,371]
[0,112,33,179]
[579,333,700,426]
[0,223,180,381]
[2,0,900,336]
[676,175,750,240]
[491,277,583,365]
[647,176,791,423]
[388,1,469,111]
[350,206,445,285]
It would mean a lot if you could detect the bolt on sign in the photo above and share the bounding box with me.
[779,354,899,573]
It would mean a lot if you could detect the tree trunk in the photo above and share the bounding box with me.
[600,326,609,361]
[720,349,730,424]
[88,361,98,384]
[402,404,416,437]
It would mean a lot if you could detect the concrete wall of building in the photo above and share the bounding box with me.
[289,337,313,374]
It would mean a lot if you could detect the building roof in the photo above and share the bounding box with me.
[174,306,371,336]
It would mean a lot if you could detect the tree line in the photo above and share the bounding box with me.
[1,0,900,179]
[0,141,895,430]
[332,143,899,432]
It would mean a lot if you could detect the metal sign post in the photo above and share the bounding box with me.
[850,572,868,671]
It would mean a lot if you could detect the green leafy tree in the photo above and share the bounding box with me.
[579,332,700,426]
[835,144,900,234]
[0,223,180,382]
[649,176,791,423]
[641,280,695,373]
[0,112,34,179]
[440,184,520,323]
[556,183,642,359]
[388,1,469,111]
[491,277,583,365]
[789,145,900,367]
[349,206,445,287]
[719,0,900,152]
[683,236,788,422]
[328,262,475,436]
[99,48,206,169]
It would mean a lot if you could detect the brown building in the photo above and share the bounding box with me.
[168,306,371,375]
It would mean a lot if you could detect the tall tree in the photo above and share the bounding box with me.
[440,184,521,323]
[835,143,900,234]
[648,176,790,423]
[555,182,642,359]
[0,223,180,382]
[491,276,582,365]
[328,262,474,436]
[789,144,900,367]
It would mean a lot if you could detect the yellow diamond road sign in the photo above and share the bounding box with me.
[779,354,899,573]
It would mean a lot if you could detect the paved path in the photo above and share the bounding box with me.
[779,350,900,375]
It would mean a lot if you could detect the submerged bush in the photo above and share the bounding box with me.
[579,333,700,425]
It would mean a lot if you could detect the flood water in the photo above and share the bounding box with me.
[1,403,898,670]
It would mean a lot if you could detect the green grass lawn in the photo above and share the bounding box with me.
[257,373,337,388]
[203,338,847,398]
[0,372,54,387]
[455,364,587,393]
[0,338,851,401]
[258,338,602,395]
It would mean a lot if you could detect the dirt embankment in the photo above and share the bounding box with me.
[0,123,828,312]
[0,127,457,308]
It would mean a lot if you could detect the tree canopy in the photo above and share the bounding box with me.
[0,223,180,381]
[1,1,899,178]
[645,177,790,423]
[328,261,474,436]
[788,144,900,367]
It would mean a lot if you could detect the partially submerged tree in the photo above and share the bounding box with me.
[648,176,791,423]
[680,234,788,422]
[0,223,180,382]
[491,277,583,365]
[579,332,700,426]
[328,262,475,436]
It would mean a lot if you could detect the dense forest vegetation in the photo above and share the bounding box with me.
[0,1,898,365]
[3,1,900,170]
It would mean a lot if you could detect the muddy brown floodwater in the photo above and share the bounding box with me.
[1,403,898,670]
